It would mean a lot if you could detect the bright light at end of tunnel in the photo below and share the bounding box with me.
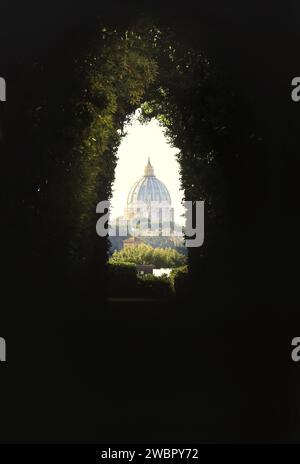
[110,109,185,225]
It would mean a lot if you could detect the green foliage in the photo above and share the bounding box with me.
[170,265,189,297]
[137,274,172,298]
[109,243,187,268]
[107,261,172,298]
[66,28,159,273]
[139,236,186,252]
[107,262,137,297]
[107,261,137,278]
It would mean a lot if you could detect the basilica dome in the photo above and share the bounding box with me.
[127,158,171,207]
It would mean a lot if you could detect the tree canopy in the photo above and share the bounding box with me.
[109,243,187,268]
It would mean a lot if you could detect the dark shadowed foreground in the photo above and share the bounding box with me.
[2,293,299,444]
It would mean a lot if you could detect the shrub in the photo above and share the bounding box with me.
[107,262,175,299]
[107,262,137,297]
[170,265,189,298]
[137,274,172,298]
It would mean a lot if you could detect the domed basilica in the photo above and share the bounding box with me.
[124,158,174,232]
[109,158,184,250]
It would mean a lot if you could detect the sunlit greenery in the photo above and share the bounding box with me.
[109,243,186,268]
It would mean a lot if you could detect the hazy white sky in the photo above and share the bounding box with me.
[110,110,185,225]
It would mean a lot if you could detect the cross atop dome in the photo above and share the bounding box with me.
[144,157,155,177]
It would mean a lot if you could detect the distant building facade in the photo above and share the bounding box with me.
[136,264,155,275]
[123,236,143,249]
